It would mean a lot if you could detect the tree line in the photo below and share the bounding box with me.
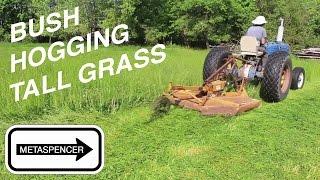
[0,0,319,48]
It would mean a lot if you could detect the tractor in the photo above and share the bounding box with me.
[163,18,305,116]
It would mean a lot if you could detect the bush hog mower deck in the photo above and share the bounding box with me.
[163,19,305,116]
[165,57,262,116]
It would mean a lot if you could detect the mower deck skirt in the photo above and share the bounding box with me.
[166,93,261,116]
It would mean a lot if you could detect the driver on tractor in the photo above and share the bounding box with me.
[246,16,268,46]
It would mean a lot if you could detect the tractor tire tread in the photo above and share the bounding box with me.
[260,51,292,102]
[203,47,230,81]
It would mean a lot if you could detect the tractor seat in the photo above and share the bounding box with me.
[240,36,264,56]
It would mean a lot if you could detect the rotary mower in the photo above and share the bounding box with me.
[163,19,305,116]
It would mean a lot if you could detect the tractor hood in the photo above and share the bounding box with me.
[265,42,291,55]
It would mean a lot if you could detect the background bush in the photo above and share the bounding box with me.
[0,0,319,48]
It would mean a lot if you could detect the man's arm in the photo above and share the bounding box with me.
[261,37,267,45]
[261,28,267,45]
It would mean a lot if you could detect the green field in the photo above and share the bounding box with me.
[1,43,320,179]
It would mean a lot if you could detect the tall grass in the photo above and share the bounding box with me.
[1,43,320,119]
[0,43,205,118]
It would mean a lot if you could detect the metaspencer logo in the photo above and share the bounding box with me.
[5,125,104,174]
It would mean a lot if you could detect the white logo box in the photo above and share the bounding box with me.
[5,125,104,174]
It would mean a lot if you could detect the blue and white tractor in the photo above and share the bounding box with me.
[203,18,305,103]
[164,19,305,116]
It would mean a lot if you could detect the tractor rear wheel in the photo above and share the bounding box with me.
[203,47,231,81]
[260,51,292,102]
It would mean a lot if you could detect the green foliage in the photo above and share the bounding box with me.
[0,0,319,47]
[256,0,320,48]
[0,0,34,35]
[172,0,256,46]
[1,44,320,179]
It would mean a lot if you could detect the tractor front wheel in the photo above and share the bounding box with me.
[291,67,305,90]
[260,52,292,102]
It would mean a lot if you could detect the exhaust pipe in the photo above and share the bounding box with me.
[277,18,284,42]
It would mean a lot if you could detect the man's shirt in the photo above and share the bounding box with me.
[246,26,267,41]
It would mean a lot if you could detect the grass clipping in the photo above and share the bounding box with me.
[150,96,172,121]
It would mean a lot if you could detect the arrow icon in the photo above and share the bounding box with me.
[16,138,93,161]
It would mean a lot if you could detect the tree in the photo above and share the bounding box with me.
[0,0,318,47]
[256,0,320,48]
[172,0,256,47]
[0,0,34,41]
[80,0,108,33]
